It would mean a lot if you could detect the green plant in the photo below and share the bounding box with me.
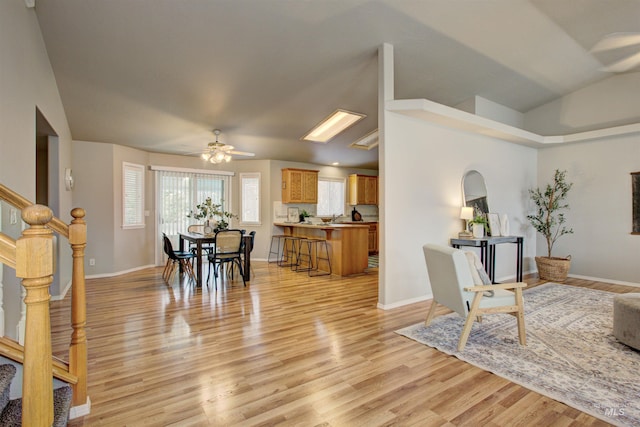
[187,197,237,230]
[527,169,573,257]
[469,215,488,227]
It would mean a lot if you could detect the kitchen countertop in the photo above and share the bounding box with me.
[274,222,368,229]
[340,221,378,224]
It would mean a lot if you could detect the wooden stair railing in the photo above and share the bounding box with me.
[0,183,88,425]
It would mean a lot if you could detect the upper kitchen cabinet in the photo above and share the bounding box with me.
[282,168,319,204]
[349,174,378,205]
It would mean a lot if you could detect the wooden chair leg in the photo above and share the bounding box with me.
[515,288,526,346]
[458,292,484,351]
[162,259,171,280]
[167,261,177,282]
[182,260,196,283]
[425,300,438,326]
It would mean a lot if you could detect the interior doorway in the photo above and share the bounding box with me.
[35,108,59,212]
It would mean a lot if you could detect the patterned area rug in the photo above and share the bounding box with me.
[396,283,640,426]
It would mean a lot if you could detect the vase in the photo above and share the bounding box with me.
[500,214,510,236]
[472,223,484,238]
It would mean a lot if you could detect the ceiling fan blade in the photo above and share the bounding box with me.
[591,32,640,52]
[229,150,255,157]
[601,50,640,73]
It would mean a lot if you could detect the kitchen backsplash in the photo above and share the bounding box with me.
[273,201,379,222]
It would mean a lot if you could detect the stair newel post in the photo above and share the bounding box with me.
[68,207,88,408]
[15,205,54,427]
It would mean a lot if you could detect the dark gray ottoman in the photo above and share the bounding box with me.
[613,293,640,350]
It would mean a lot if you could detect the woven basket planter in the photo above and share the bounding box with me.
[535,256,571,282]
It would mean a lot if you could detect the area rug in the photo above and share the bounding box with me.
[396,283,640,426]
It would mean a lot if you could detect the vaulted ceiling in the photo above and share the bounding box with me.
[34,0,640,169]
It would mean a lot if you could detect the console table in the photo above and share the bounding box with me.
[450,236,524,283]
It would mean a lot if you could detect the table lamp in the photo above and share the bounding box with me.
[459,206,474,238]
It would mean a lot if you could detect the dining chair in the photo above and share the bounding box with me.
[422,243,527,351]
[162,233,197,284]
[207,229,246,289]
[187,224,215,255]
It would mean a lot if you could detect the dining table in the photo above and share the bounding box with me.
[178,231,252,287]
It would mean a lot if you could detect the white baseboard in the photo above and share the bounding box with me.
[85,264,156,279]
[49,265,157,300]
[567,274,640,288]
[377,293,432,310]
[69,396,91,419]
[51,279,72,301]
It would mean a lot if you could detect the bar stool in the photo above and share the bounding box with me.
[279,236,305,268]
[306,237,332,277]
[294,238,314,273]
[268,234,287,263]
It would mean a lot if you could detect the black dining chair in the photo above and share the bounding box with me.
[207,229,246,289]
[162,233,197,284]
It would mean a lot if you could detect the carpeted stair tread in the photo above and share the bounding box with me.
[0,385,73,427]
[0,364,17,414]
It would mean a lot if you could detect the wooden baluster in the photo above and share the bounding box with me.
[68,207,88,408]
[15,205,54,427]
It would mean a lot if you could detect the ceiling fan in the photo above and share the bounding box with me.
[591,32,640,73]
[200,129,255,164]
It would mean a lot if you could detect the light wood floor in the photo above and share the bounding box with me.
[50,262,637,426]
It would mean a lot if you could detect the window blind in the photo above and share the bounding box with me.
[123,162,145,228]
[156,169,232,238]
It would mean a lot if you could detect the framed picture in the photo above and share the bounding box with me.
[488,213,501,237]
[287,207,299,223]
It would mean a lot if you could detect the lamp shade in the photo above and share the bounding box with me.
[460,206,474,220]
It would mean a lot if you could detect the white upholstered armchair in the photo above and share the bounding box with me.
[422,243,527,351]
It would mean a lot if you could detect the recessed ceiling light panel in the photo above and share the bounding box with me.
[302,109,366,143]
[349,129,379,150]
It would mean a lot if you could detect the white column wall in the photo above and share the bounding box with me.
[379,112,537,308]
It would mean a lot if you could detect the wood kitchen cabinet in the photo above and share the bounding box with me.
[282,168,319,203]
[348,174,378,205]
[367,222,378,254]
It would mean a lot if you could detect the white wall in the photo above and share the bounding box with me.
[524,72,640,135]
[537,137,640,284]
[72,141,115,276]
[0,1,73,311]
[379,111,537,308]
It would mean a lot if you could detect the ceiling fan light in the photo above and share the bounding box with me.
[201,153,210,161]
[214,151,226,162]
[224,155,232,162]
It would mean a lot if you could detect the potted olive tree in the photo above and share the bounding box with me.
[527,169,574,281]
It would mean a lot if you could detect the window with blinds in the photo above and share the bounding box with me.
[123,162,145,228]
[156,168,232,238]
[240,172,260,225]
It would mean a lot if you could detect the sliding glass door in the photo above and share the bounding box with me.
[154,167,232,264]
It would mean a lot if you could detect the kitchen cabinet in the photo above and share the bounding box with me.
[348,174,378,205]
[282,168,319,204]
[367,222,378,254]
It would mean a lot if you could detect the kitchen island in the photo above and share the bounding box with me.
[273,222,369,276]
